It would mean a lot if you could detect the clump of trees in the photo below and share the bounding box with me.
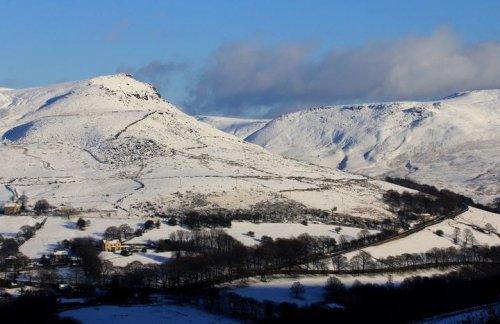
[157,229,244,253]
[385,177,500,214]
[324,276,346,300]
[144,220,155,231]
[34,199,51,215]
[0,293,81,323]
[182,211,231,229]
[103,224,135,241]
[76,217,90,230]
[70,237,101,280]
[0,237,29,271]
[15,219,46,242]
[277,265,500,323]
[382,189,464,228]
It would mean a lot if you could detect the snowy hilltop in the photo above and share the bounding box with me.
[0,74,399,219]
[202,91,500,204]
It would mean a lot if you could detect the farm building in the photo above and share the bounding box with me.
[102,239,122,252]
[4,202,21,215]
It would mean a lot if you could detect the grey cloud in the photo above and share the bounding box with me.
[185,29,500,117]
[134,61,187,91]
[116,60,188,93]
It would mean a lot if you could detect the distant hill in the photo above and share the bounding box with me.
[200,90,500,204]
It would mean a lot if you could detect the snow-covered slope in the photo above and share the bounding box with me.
[0,74,398,219]
[210,91,500,203]
[196,115,269,139]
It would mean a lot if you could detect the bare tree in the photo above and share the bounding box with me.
[484,223,496,234]
[100,260,114,285]
[290,281,305,299]
[17,194,28,211]
[350,251,372,271]
[18,225,35,240]
[37,269,60,286]
[69,267,85,286]
[453,228,461,244]
[491,197,500,211]
[462,228,475,247]
[357,229,370,241]
[118,224,134,240]
[331,255,348,270]
[103,226,120,240]
[324,276,345,299]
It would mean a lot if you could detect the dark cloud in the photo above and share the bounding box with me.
[185,29,500,117]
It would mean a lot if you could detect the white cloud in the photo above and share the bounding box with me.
[185,29,500,117]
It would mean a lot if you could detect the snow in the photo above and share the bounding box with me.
[346,207,500,259]
[0,215,42,239]
[203,91,500,204]
[100,250,172,267]
[0,74,401,220]
[226,221,378,246]
[197,115,270,138]
[19,216,143,258]
[419,302,500,324]
[1,75,498,269]
[59,302,237,323]
[227,269,452,306]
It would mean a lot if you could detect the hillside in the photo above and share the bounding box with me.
[0,74,399,220]
[202,91,500,204]
[196,115,270,139]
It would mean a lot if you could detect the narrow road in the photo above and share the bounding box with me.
[326,205,469,258]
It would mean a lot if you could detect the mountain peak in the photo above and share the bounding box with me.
[88,73,162,101]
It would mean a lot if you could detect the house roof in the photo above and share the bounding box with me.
[4,202,20,208]
[103,239,121,244]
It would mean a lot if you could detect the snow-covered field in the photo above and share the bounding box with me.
[7,214,374,264]
[100,250,172,267]
[0,215,42,239]
[200,90,500,204]
[347,207,500,259]
[226,221,378,246]
[227,269,452,306]
[18,216,143,258]
[2,206,499,267]
[59,302,237,324]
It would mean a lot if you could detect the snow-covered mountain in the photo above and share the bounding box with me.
[196,116,270,139]
[0,74,399,219]
[201,91,500,203]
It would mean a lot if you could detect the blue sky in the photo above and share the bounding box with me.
[1,0,500,117]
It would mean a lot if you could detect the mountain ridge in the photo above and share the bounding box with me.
[200,89,500,203]
[0,74,399,220]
